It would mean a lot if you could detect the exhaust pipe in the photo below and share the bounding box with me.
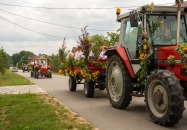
[176,0,182,45]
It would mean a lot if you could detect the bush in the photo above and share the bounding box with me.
[0,48,9,75]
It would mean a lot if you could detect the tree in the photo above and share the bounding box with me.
[91,34,105,57]
[49,54,61,71]
[106,30,120,46]
[12,51,35,67]
[0,48,9,75]
[12,53,20,66]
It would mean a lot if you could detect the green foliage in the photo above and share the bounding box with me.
[136,37,151,86]
[0,70,33,86]
[91,34,105,56]
[90,60,107,69]
[0,48,9,75]
[59,38,67,62]
[91,31,119,57]
[12,50,35,67]
[77,27,92,64]
[106,30,119,46]
[49,54,61,70]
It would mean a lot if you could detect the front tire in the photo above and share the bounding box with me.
[106,55,133,109]
[145,70,185,126]
[84,80,94,97]
[36,72,39,79]
[31,72,33,77]
[69,76,77,91]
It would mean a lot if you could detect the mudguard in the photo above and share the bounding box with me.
[105,47,135,78]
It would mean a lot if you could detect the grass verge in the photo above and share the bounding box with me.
[0,94,95,130]
[0,70,33,87]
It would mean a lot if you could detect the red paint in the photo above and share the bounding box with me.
[116,48,135,78]
[158,46,181,60]
[158,46,187,81]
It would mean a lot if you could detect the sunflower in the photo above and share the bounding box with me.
[139,53,147,61]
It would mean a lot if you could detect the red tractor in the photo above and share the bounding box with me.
[31,58,52,79]
[105,1,186,126]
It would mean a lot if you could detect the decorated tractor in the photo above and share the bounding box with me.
[105,1,186,126]
[31,58,52,79]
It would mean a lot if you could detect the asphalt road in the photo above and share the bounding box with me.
[17,70,187,130]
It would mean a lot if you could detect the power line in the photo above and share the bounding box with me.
[0,16,80,39]
[0,2,140,10]
[0,2,177,10]
[0,8,116,31]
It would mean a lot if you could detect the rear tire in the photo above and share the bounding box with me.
[106,55,133,109]
[84,80,94,97]
[48,72,52,78]
[145,70,185,126]
[69,76,77,91]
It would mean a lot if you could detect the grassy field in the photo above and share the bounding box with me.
[0,70,95,130]
[0,94,95,130]
[0,70,33,86]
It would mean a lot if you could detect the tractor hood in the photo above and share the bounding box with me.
[157,46,182,60]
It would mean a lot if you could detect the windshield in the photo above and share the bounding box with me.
[147,14,187,45]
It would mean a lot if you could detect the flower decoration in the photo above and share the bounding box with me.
[176,43,187,69]
[143,2,154,13]
[59,57,106,81]
[167,55,176,69]
[77,26,93,64]
[139,53,147,61]
[136,32,151,84]
[59,27,107,81]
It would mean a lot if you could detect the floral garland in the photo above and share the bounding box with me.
[176,43,187,69]
[136,33,151,84]
[89,60,107,69]
[167,55,176,69]
[59,58,107,81]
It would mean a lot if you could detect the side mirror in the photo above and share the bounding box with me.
[130,11,138,27]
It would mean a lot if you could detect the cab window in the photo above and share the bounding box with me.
[123,19,142,59]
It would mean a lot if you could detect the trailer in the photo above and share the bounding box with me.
[63,59,107,97]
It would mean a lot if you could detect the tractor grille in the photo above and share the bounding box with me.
[180,69,187,76]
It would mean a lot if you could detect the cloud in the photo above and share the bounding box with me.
[0,0,181,55]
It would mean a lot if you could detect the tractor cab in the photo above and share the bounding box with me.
[116,5,187,79]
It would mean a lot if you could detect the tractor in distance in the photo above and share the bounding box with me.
[105,1,186,126]
[30,58,52,79]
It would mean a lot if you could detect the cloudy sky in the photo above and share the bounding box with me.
[0,0,181,55]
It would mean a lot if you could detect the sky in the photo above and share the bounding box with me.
[0,0,181,56]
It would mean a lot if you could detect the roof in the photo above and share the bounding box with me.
[174,1,187,7]
[117,5,187,21]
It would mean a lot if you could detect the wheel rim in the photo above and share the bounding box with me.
[148,79,168,118]
[108,61,123,102]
